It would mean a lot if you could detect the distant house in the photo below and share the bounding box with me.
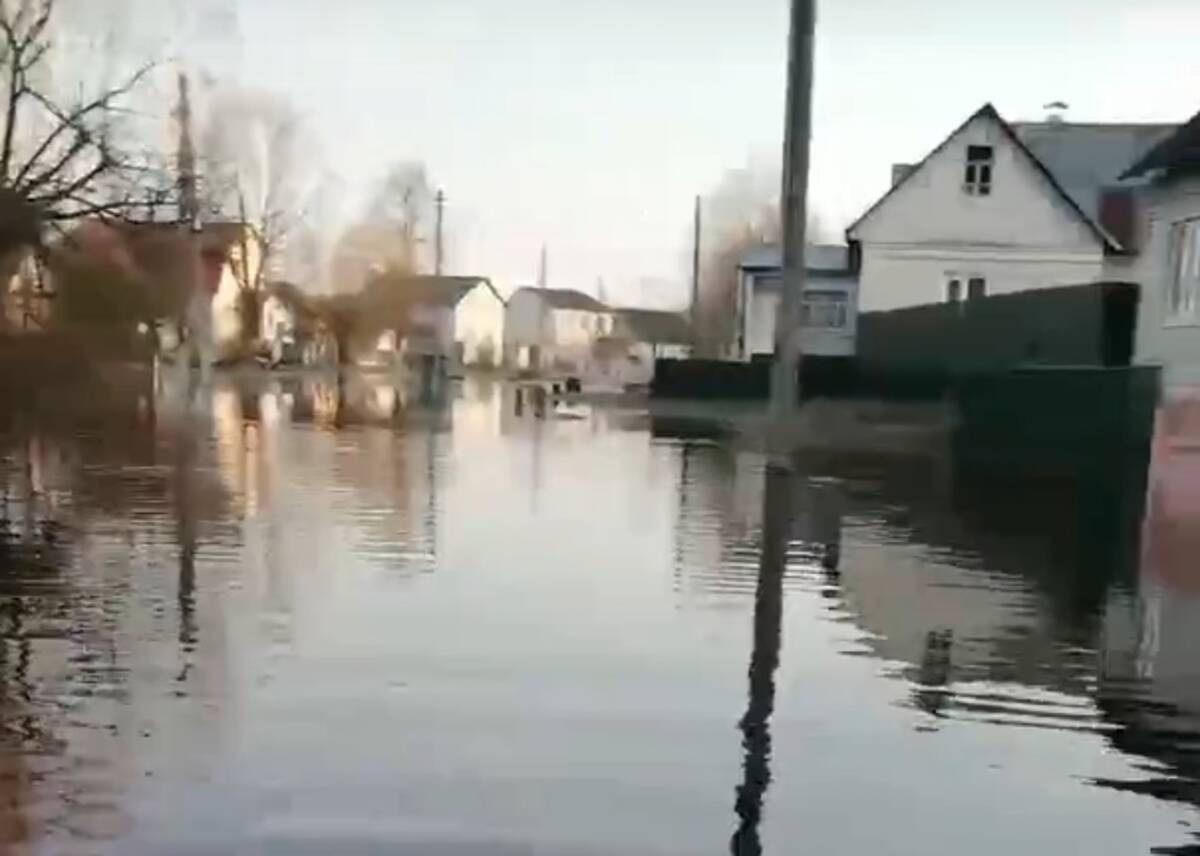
[503,287,612,375]
[736,244,858,360]
[356,273,505,370]
[846,104,1174,313]
[601,307,691,387]
[1120,109,1200,388]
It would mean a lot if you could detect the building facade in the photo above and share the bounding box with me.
[1119,111,1200,389]
[846,104,1172,313]
[736,244,858,360]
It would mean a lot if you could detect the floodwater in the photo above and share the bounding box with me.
[1,370,1199,855]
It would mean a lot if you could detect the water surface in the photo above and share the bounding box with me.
[1,372,1198,855]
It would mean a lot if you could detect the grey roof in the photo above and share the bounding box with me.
[513,286,608,312]
[1122,108,1200,178]
[1012,121,1176,220]
[613,308,691,344]
[739,243,851,274]
[362,274,497,308]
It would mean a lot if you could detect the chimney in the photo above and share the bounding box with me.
[891,163,915,187]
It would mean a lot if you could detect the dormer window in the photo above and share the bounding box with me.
[964,145,994,196]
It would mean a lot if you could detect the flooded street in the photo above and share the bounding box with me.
[1,372,1199,854]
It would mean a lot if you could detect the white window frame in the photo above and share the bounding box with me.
[944,276,963,304]
[963,144,994,196]
[800,289,849,329]
[1166,218,1200,326]
[945,274,986,304]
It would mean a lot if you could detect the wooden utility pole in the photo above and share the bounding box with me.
[768,0,817,428]
[690,194,702,351]
[434,189,446,275]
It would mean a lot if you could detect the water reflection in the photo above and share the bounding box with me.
[0,372,1199,853]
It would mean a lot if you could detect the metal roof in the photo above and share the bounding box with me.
[738,243,850,273]
[1012,121,1176,220]
[612,308,691,344]
[1122,108,1200,178]
[511,286,608,312]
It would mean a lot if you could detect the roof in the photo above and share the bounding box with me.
[512,286,608,312]
[1122,108,1200,179]
[1012,120,1175,219]
[845,104,1146,253]
[739,243,851,274]
[361,273,495,308]
[613,308,691,344]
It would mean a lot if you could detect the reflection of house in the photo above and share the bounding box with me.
[503,287,611,375]
[1118,109,1200,387]
[846,103,1173,312]
[736,244,857,360]
[356,273,504,370]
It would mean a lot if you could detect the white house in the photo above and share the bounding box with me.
[603,307,692,386]
[736,244,858,360]
[454,278,506,367]
[1118,109,1200,389]
[846,104,1173,313]
[358,274,505,371]
[503,287,612,375]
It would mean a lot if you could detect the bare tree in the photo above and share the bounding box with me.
[694,156,827,356]
[329,160,434,294]
[200,86,319,289]
[0,0,176,257]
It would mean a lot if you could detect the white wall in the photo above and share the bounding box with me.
[851,112,1106,312]
[551,308,606,347]
[741,271,858,358]
[1127,175,1200,388]
[858,246,1104,312]
[503,290,546,349]
[455,283,505,367]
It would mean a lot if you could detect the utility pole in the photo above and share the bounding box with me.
[768,0,817,432]
[690,194,702,352]
[537,244,548,290]
[434,189,446,275]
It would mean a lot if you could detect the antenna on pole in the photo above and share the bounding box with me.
[690,194,702,351]
[434,189,446,275]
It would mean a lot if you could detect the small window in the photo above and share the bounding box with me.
[1168,219,1200,322]
[967,277,986,300]
[946,278,963,303]
[964,145,994,196]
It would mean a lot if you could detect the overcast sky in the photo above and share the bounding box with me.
[115,0,1200,305]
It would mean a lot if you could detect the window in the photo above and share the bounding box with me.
[964,144,994,196]
[800,290,849,329]
[967,277,987,300]
[1168,219,1200,323]
[945,278,963,303]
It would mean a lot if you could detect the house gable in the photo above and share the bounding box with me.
[848,105,1112,253]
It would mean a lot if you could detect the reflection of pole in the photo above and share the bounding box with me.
[173,423,198,660]
[769,0,817,427]
[730,464,792,856]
